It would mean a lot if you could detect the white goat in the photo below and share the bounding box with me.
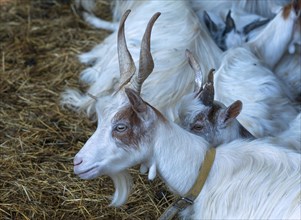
[203,1,301,52]
[200,0,300,69]
[214,46,298,137]
[62,0,222,122]
[73,87,301,219]
[203,1,301,102]
[75,0,289,34]
[201,0,300,139]
[178,87,301,152]
[177,55,254,146]
[273,11,301,103]
[268,112,301,153]
[203,9,270,51]
[274,48,301,102]
[189,0,290,20]
[67,0,299,139]
[178,52,300,152]
[246,0,301,69]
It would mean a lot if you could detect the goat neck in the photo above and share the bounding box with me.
[150,113,211,196]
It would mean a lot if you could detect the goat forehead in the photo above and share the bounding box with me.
[179,97,205,116]
[194,104,222,123]
[208,104,223,122]
[95,93,127,118]
[112,105,140,125]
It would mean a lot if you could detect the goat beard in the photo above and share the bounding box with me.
[109,170,133,207]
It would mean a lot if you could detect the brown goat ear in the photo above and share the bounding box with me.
[125,88,147,113]
[220,100,242,125]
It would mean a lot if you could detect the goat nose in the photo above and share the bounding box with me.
[74,156,83,166]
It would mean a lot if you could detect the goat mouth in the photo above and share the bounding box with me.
[75,166,100,179]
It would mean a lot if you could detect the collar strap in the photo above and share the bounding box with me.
[158,147,216,220]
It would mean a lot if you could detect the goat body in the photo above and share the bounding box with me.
[73,88,301,219]
[62,0,221,122]
[203,8,270,51]
[274,46,301,102]
[268,112,301,153]
[214,47,298,137]
[247,0,300,69]
[189,0,290,20]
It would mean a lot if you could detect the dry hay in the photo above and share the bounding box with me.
[0,0,174,219]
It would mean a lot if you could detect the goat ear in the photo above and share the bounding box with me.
[224,10,236,33]
[125,88,147,114]
[219,100,242,126]
[204,11,218,33]
[243,18,270,35]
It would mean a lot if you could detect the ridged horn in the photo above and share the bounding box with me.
[197,69,215,106]
[117,10,136,89]
[130,12,161,94]
[186,49,203,92]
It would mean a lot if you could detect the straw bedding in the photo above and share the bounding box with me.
[0,0,173,219]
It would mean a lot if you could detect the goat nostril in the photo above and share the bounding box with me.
[74,157,83,166]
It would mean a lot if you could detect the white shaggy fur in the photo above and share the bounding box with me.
[189,0,290,19]
[247,1,301,69]
[274,46,301,102]
[62,0,222,121]
[200,8,270,51]
[269,112,301,153]
[214,47,298,137]
[73,89,301,218]
[201,1,300,69]
[109,170,132,207]
[76,0,289,31]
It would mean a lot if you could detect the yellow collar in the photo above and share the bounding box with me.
[158,147,216,220]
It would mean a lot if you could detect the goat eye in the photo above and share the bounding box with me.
[192,123,203,131]
[115,124,127,132]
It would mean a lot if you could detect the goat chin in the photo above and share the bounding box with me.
[109,170,133,207]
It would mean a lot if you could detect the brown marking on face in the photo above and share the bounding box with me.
[190,108,214,144]
[112,106,144,149]
[111,101,165,149]
[208,104,222,124]
[195,114,205,123]
[192,104,221,131]
[283,3,292,19]
[191,113,206,131]
[282,0,300,20]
